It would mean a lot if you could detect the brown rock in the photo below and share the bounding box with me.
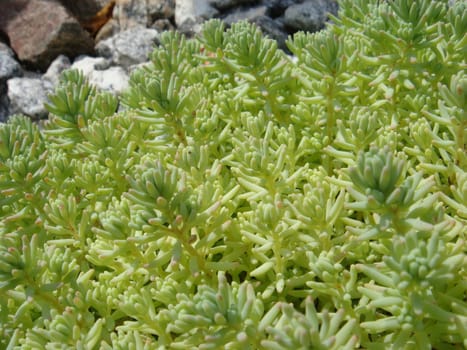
[151,19,175,32]
[0,0,95,71]
[59,0,110,22]
[80,1,117,37]
[95,19,120,43]
[148,0,176,21]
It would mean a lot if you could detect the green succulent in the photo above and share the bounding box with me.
[0,0,466,349]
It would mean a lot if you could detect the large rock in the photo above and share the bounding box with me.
[284,0,338,32]
[95,26,159,68]
[7,77,53,120]
[0,0,95,71]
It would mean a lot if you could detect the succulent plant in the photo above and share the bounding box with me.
[0,0,466,348]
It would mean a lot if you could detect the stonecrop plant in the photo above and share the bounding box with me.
[1,0,466,348]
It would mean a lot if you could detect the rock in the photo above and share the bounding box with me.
[59,0,110,22]
[152,19,176,32]
[251,16,288,50]
[128,61,152,75]
[222,5,268,27]
[210,0,253,11]
[95,26,159,68]
[0,0,341,123]
[0,93,9,122]
[266,0,300,18]
[112,0,175,31]
[95,19,120,43]
[71,56,111,75]
[0,42,22,85]
[113,0,149,30]
[70,56,128,94]
[175,0,218,35]
[0,0,95,71]
[43,55,71,86]
[0,41,22,122]
[148,0,176,22]
[79,1,116,37]
[86,66,129,94]
[7,77,53,120]
[284,0,338,32]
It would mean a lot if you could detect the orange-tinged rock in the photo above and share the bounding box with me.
[80,1,116,37]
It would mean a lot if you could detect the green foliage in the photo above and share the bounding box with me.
[1,1,466,349]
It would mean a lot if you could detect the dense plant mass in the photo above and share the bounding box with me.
[1,0,466,348]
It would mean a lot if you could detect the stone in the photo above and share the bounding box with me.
[151,19,176,32]
[70,56,128,94]
[0,0,341,123]
[7,77,53,120]
[79,1,116,37]
[0,0,95,71]
[266,0,301,18]
[95,26,159,68]
[175,0,218,35]
[148,0,176,22]
[86,66,129,94]
[0,42,22,85]
[112,0,175,31]
[71,56,111,76]
[0,93,9,122]
[59,0,110,22]
[284,0,338,32]
[0,41,22,122]
[209,0,253,11]
[43,55,71,86]
[222,5,268,27]
[113,0,149,30]
[251,16,288,50]
[95,19,120,43]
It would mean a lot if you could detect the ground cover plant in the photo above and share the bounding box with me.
[0,0,466,348]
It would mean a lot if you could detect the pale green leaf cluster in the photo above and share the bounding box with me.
[0,0,466,349]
